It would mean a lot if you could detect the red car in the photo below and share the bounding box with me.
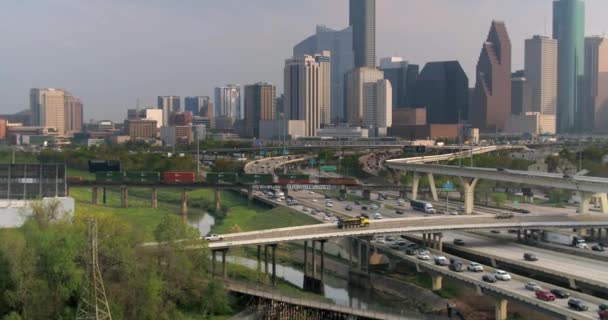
[535,290,555,301]
[599,310,608,320]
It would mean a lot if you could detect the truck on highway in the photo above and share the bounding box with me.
[337,215,370,229]
[410,200,436,214]
[541,231,588,249]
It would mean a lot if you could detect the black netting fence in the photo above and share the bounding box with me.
[0,164,66,200]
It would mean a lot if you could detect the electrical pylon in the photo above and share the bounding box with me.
[76,219,113,320]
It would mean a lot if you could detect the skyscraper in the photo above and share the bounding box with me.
[415,61,469,124]
[157,96,180,126]
[30,88,83,136]
[553,0,585,133]
[284,52,331,136]
[471,21,512,132]
[64,94,83,136]
[294,25,354,122]
[525,36,558,116]
[362,79,392,136]
[379,57,419,109]
[244,83,276,138]
[345,67,384,125]
[511,71,529,115]
[584,36,608,133]
[214,85,241,120]
[184,96,211,116]
[350,0,376,68]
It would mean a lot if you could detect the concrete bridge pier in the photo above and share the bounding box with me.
[214,190,221,212]
[181,190,188,222]
[495,298,508,320]
[458,177,479,214]
[339,189,347,200]
[102,187,107,204]
[412,172,420,200]
[303,240,326,294]
[92,187,99,205]
[247,188,254,202]
[427,173,438,201]
[362,190,371,201]
[120,186,128,208]
[430,273,443,291]
[432,233,443,251]
[211,249,229,278]
[151,188,158,209]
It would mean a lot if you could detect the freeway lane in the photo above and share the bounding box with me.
[210,214,608,249]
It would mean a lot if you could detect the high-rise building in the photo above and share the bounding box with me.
[584,36,608,133]
[127,119,157,140]
[64,94,83,136]
[294,25,354,123]
[244,83,276,138]
[284,52,331,136]
[0,118,7,140]
[525,35,558,116]
[345,67,384,125]
[511,71,529,115]
[157,96,180,126]
[350,0,375,68]
[471,21,512,132]
[214,85,241,120]
[415,61,469,124]
[184,96,211,116]
[379,57,419,109]
[362,79,392,135]
[553,0,585,133]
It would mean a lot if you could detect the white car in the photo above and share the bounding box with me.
[204,234,224,242]
[417,251,431,260]
[525,281,542,291]
[370,204,379,210]
[494,270,511,281]
[326,203,333,208]
[312,199,318,202]
[575,243,590,250]
[374,213,383,219]
[302,207,310,212]
[323,216,332,221]
[467,262,484,272]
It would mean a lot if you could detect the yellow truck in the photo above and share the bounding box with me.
[337,214,370,229]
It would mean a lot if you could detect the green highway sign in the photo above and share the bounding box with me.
[320,165,337,172]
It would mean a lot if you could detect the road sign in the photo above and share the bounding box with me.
[320,165,337,172]
[309,159,316,166]
[443,181,454,192]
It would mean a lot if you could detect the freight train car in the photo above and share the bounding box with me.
[163,172,196,184]
[277,174,310,185]
[318,177,361,186]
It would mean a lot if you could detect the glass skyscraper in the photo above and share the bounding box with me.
[553,0,585,133]
[349,0,376,68]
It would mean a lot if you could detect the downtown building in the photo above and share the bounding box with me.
[157,96,180,126]
[294,25,354,123]
[185,96,214,129]
[553,0,585,133]
[284,52,331,137]
[470,21,512,133]
[30,88,84,137]
[345,67,384,126]
[244,83,276,138]
[214,85,241,129]
[415,61,469,124]
[350,0,376,68]
[362,79,392,136]
[379,57,419,109]
[584,36,608,133]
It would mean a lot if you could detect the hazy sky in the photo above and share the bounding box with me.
[1,0,608,121]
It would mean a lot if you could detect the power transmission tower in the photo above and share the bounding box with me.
[76,219,113,320]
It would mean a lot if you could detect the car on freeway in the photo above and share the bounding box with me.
[494,270,511,281]
[370,204,379,210]
[599,309,608,320]
[345,205,353,211]
[550,289,570,299]
[374,213,383,219]
[482,274,497,283]
[525,282,543,291]
[405,248,417,256]
[467,262,484,272]
[567,299,589,311]
[491,230,500,234]
[593,245,606,252]
[386,236,396,242]
[575,242,590,249]
[453,239,466,246]
[434,256,449,266]
[523,253,539,262]
[326,202,333,208]
[325,195,331,199]
[312,199,318,202]
[355,201,362,205]
[417,251,431,260]
[448,211,459,215]
[449,261,466,272]
[389,243,400,250]
[361,205,369,211]
[323,216,332,221]
[599,303,608,311]
[535,290,556,301]
[204,234,224,242]
[395,210,405,215]
[302,207,310,212]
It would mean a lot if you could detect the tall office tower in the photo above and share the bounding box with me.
[553,0,585,133]
[362,79,392,135]
[525,36,558,116]
[345,67,384,125]
[294,25,354,122]
[584,36,608,133]
[64,94,83,136]
[214,85,241,120]
[350,0,376,68]
[471,21,512,132]
[184,96,210,116]
[244,83,276,138]
[415,61,469,124]
[157,96,180,126]
[284,52,331,136]
[511,71,529,115]
[379,57,419,109]
[30,88,67,136]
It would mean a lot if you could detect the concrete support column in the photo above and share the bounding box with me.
[598,193,608,214]
[357,239,363,271]
[579,191,594,214]
[211,250,217,276]
[362,190,371,201]
[221,249,227,279]
[431,274,443,291]
[412,172,421,200]
[427,173,438,201]
[181,190,188,222]
[320,240,326,281]
[517,230,522,241]
[311,240,316,279]
[92,187,99,205]
[339,189,347,200]
[271,245,277,286]
[102,187,107,204]
[214,189,221,212]
[304,241,308,276]
[151,188,158,209]
[366,238,371,276]
[458,177,479,215]
[437,233,443,252]
[248,188,254,202]
[348,238,353,267]
[257,245,262,281]
[120,186,128,208]
[264,245,268,275]
[495,298,508,320]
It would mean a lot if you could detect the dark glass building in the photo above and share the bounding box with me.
[349,0,376,68]
[511,71,530,115]
[184,96,210,116]
[380,58,419,109]
[415,61,468,124]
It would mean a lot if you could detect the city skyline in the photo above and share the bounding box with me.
[2,0,608,121]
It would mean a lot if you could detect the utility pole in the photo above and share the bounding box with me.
[77,219,113,320]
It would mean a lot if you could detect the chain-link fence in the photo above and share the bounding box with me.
[0,164,66,200]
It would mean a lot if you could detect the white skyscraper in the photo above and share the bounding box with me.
[345,67,384,125]
[284,51,331,136]
[584,36,608,133]
[362,79,392,134]
[30,88,83,137]
[525,36,558,116]
[157,96,180,126]
[214,85,241,120]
